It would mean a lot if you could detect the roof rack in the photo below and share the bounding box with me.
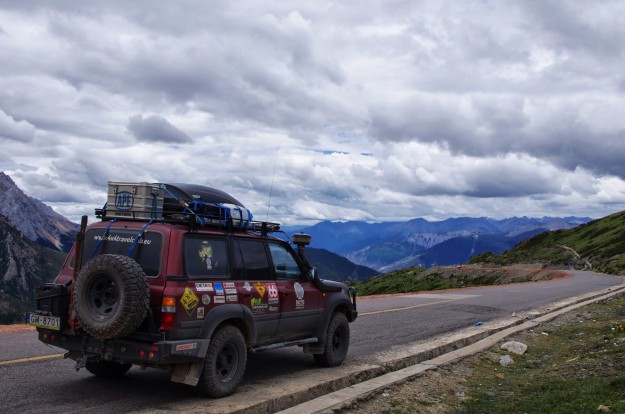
[96,181,280,234]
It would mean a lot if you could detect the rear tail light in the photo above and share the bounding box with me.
[160,296,176,330]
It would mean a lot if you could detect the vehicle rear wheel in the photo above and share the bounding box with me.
[85,359,132,378]
[74,254,149,340]
[195,324,247,398]
[314,312,350,367]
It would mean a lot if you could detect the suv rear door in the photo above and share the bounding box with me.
[231,238,280,344]
[267,241,321,341]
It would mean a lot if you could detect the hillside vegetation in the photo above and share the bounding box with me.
[470,210,625,275]
[347,266,565,296]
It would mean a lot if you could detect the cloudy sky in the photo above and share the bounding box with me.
[2,1,625,225]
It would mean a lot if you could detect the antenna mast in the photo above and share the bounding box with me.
[266,142,281,221]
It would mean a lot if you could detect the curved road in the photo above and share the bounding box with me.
[0,270,621,413]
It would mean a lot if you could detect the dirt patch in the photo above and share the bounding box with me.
[421,266,569,284]
[0,324,35,334]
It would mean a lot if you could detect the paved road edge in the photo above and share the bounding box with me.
[275,279,625,414]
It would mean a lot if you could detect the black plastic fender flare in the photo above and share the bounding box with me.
[315,294,354,344]
[198,304,256,348]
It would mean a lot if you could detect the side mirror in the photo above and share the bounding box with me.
[308,267,318,282]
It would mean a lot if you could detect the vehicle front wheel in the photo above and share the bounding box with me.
[85,360,132,378]
[195,324,247,398]
[314,312,350,367]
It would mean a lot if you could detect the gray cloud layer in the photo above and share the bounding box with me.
[1,1,624,223]
[127,115,191,143]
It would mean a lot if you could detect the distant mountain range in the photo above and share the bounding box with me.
[0,172,78,251]
[292,216,591,272]
[0,214,66,323]
[306,248,379,282]
[0,173,77,323]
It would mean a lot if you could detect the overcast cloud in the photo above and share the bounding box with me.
[1,1,625,224]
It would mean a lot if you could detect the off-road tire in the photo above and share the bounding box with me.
[85,359,132,378]
[195,324,247,398]
[314,312,350,367]
[74,254,149,340]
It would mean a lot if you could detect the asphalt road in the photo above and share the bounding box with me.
[0,270,620,413]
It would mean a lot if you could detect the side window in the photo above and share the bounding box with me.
[231,239,246,279]
[184,237,229,279]
[237,239,272,280]
[268,243,302,281]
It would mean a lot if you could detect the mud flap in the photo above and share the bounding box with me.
[170,361,204,386]
[303,343,324,354]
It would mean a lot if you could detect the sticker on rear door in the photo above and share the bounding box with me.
[195,283,214,292]
[181,287,199,315]
[267,283,279,305]
[294,282,305,309]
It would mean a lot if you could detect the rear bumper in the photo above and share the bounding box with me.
[37,330,209,366]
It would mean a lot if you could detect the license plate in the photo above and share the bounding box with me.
[26,313,61,331]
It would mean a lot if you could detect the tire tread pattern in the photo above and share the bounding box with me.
[314,312,350,367]
[195,324,247,398]
[74,254,149,340]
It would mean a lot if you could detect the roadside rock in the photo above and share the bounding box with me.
[499,355,514,367]
[500,341,528,355]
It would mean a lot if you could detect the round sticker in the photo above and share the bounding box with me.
[201,294,211,305]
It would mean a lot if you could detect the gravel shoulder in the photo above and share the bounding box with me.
[339,291,625,414]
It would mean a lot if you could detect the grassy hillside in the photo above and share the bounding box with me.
[347,266,565,296]
[470,210,625,275]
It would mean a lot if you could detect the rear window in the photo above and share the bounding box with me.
[82,228,163,277]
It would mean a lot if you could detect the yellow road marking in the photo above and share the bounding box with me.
[0,353,63,366]
[360,298,460,316]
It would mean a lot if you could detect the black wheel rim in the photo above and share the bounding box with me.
[87,273,120,318]
[215,342,239,383]
[332,327,344,352]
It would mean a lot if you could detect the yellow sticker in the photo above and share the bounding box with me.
[181,287,199,313]
[253,282,266,297]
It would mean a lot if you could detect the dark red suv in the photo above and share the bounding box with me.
[27,182,357,397]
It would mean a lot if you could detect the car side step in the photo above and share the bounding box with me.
[251,337,318,353]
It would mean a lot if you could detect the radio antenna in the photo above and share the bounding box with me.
[266,141,281,221]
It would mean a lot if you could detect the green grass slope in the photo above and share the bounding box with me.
[347,266,565,296]
[470,210,625,275]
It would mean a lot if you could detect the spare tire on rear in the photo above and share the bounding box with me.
[74,254,149,340]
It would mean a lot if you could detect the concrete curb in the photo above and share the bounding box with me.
[275,280,625,414]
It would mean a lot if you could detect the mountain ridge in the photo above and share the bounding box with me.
[0,213,66,323]
[296,216,592,271]
[0,172,78,251]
